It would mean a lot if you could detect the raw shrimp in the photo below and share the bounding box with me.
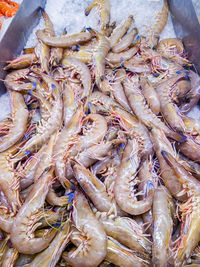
[109,15,134,47]
[28,219,70,267]
[111,69,132,112]
[111,106,153,156]
[112,27,138,53]
[123,59,152,74]
[92,30,110,86]
[10,167,57,254]
[63,81,78,126]
[4,54,38,71]
[36,30,92,48]
[85,0,110,33]
[4,68,34,92]
[0,91,28,152]
[61,57,92,101]
[179,70,200,114]
[53,108,83,188]
[106,46,138,64]
[114,139,154,215]
[96,211,152,258]
[62,190,107,267]
[63,48,93,64]
[157,38,190,66]
[139,76,160,115]
[150,127,187,201]
[123,77,185,142]
[72,161,123,215]
[156,73,187,132]
[152,186,173,267]
[106,237,148,267]
[12,77,63,161]
[2,245,18,267]
[146,0,168,48]
[178,136,200,164]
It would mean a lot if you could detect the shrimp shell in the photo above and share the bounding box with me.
[62,190,107,267]
[36,30,92,48]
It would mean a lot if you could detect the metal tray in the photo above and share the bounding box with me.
[0,0,199,95]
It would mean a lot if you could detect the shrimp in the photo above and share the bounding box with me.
[34,132,57,183]
[0,91,28,152]
[0,1,19,17]
[140,76,160,115]
[4,68,35,92]
[106,46,138,64]
[36,29,92,47]
[10,167,57,254]
[178,137,200,164]
[179,70,200,114]
[109,15,134,47]
[2,245,18,267]
[112,27,138,53]
[62,190,107,267]
[157,38,190,66]
[0,142,25,217]
[161,152,200,266]
[114,139,154,215]
[72,161,123,215]
[106,237,148,267]
[152,186,173,267]
[123,59,152,74]
[91,30,110,86]
[156,73,187,132]
[95,211,152,258]
[52,108,83,188]
[85,0,110,33]
[63,48,93,64]
[4,53,38,71]
[19,145,46,190]
[111,106,153,156]
[123,77,185,142]
[146,0,168,48]
[61,58,92,101]
[150,127,187,201]
[63,81,78,126]
[111,69,132,112]
[12,78,62,161]
[28,219,70,267]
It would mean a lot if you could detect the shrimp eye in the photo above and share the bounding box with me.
[66,192,74,203]
[51,84,57,91]
[25,150,31,156]
[85,10,89,16]
[31,81,37,89]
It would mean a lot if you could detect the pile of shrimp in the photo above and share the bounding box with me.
[0,0,20,30]
[0,0,200,266]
